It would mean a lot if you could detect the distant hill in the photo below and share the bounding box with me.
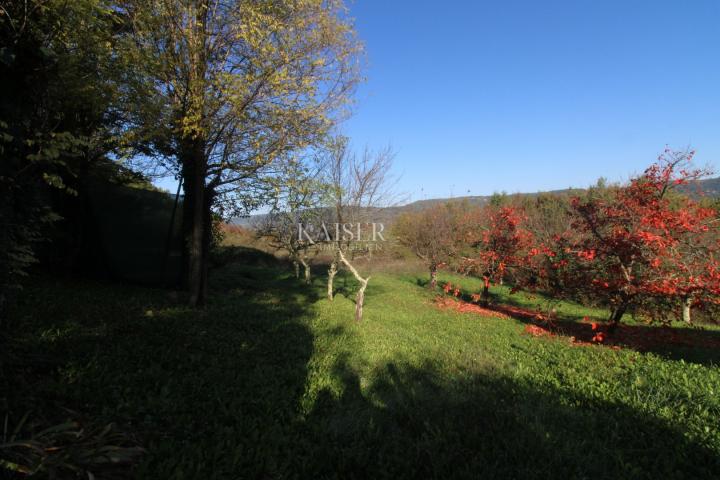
[395,187,586,212]
[689,176,720,197]
[233,177,720,227]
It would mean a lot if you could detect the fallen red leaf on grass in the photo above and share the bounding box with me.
[523,324,554,337]
[433,296,511,319]
[433,290,720,352]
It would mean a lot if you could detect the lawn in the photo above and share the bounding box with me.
[3,252,720,479]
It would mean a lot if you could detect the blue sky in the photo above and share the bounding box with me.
[151,1,720,204]
[343,0,720,202]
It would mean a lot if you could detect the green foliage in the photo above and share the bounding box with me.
[0,0,123,316]
[116,0,362,304]
[258,154,329,270]
[210,213,225,251]
[82,178,185,285]
[488,191,509,207]
[5,261,720,478]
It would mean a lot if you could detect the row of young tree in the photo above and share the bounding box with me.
[257,137,397,322]
[1,0,363,314]
[395,150,720,327]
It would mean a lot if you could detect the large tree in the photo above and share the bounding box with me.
[120,0,361,305]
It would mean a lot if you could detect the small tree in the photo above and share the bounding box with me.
[257,156,326,284]
[259,211,315,282]
[323,137,396,321]
[461,205,534,305]
[394,203,460,288]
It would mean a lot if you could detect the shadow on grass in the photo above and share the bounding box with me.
[299,359,720,479]
[433,281,720,367]
[5,257,319,478]
[331,271,389,304]
[7,260,720,478]
[549,321,720,366]
[210,244,279,268]
[484,298,720,366]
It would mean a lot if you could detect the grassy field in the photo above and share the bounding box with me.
[4,250,720,479]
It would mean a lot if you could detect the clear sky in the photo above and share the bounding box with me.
[151,1,720,204]
[343,0,720,202]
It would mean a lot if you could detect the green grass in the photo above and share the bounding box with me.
[4,254,720,479]
[434,270,720,327]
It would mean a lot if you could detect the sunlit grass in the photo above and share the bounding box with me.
[5,257,720,478]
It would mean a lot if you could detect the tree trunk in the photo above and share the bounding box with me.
[481,275,490,307]
[293,259,300,279]
[429,264,438,289]
[300,257,311,284]
[187,175,205,306]
[608,303,627,332]
[338,249,369,322]
[611,304,626,322]
[179,3,209,307]
[199,188,214,303]
[355,277,368,322]
[682,296,692,324]
[181,138,208,307]
[327,257,337,300]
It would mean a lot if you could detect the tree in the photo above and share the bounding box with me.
[460,205,534,305]
[323,137,396,321]
[488,191,509,207]
[529,149,718,326]
[119,0,361,305]
[257,155,326,284]
[630,156,720,324]
[520,192,574,248]
[647,221,720,324]
[393,202,460,288]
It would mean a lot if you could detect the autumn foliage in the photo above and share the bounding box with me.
[400,149,720,326]
[460,205,534,304]
[527,149,719,325]
[394,202,464,288]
